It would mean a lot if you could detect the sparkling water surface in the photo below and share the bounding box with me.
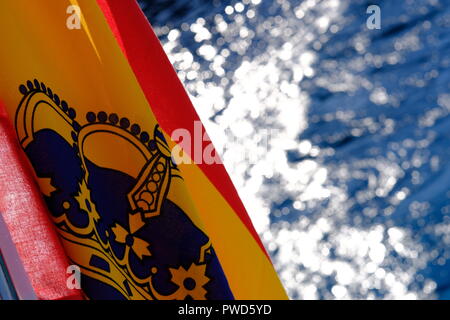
[140,0,450,299]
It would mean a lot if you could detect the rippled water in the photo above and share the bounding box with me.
[140,0,450,299]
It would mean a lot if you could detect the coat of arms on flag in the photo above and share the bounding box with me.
[15,79,233,300]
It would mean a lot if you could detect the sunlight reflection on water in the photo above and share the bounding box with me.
[141,0,450,299]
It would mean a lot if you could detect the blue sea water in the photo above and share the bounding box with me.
[140,0,450,299]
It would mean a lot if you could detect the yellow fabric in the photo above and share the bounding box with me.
[0,0,287,299]
[176,155,288,299]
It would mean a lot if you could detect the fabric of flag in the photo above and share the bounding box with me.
[0,104,82,300]
[0,0,287,299]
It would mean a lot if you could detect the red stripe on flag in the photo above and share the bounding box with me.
[0,105,82,300]
[96,0,268,257]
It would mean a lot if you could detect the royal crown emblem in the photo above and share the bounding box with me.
[15,79,233,300]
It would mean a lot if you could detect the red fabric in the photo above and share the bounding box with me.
[96,0,268,257]
[0,106,82,300]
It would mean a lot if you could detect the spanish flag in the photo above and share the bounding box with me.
[0,0,287,300]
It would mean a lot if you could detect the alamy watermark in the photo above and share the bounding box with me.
[66,5,81,30]
[366,5,381,30]
[170,121,279,166]
[66,265,81,289]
